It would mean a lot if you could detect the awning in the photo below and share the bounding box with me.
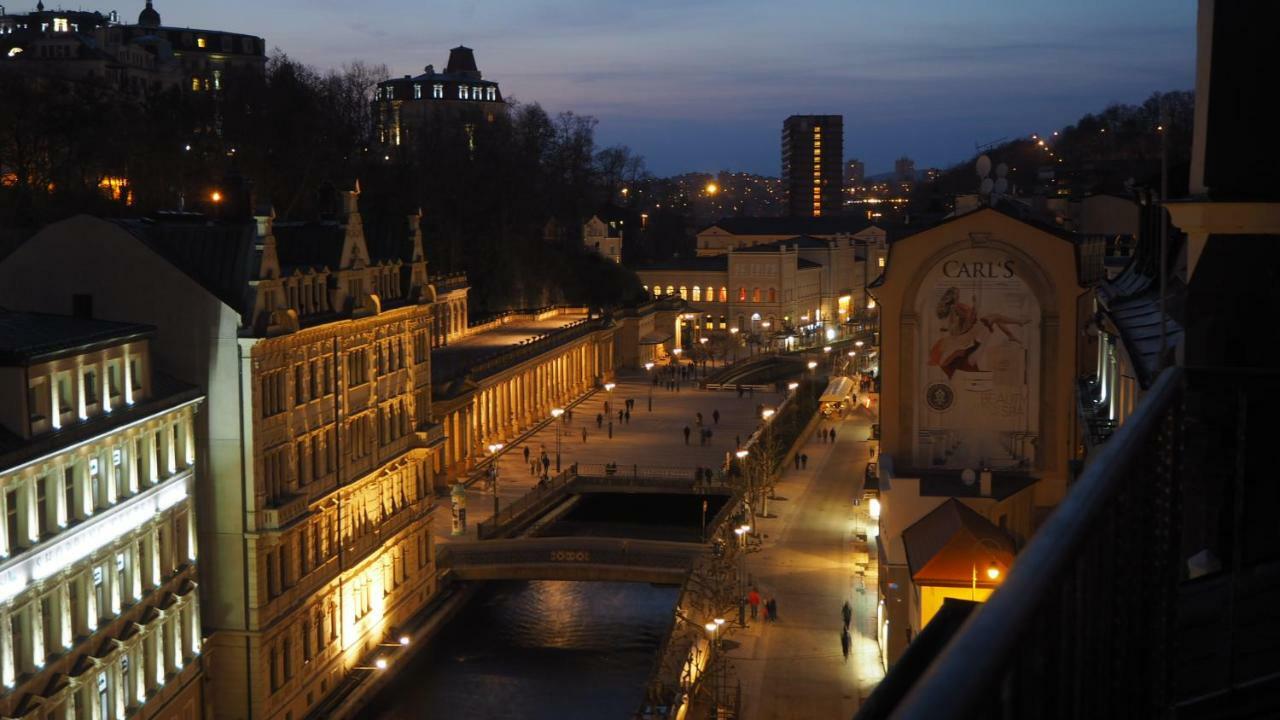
[639,331,673,345]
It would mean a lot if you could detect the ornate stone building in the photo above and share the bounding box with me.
[373,46,506,150]
[0,312,204,720]
[0,184,441,720]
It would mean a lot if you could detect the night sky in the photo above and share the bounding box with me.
[162,0,1195,176]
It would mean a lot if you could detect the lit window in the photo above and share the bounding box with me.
[878,256,886,268]
[692,286,701,302]
[52,17,68,32]
[458,86,469,100]
[414,83,421,99]
[432,83,443,99]
[473,85,483,99]
[191,77,200,92]
[486,87,496,101]
[679,286,688,300]
[196,37,207,49]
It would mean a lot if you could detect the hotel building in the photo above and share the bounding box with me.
[0,312,204,720]
[0,184,440,720]
[373,46,506,149]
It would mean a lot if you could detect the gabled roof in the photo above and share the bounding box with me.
[701,216,876,236]
[272,221,346,272]
[902,499,1015,585]
[115,215,257,315]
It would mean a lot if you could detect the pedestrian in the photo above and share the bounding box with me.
[541,453,550,473]
[608,421,613,439]
[748,588,761,620]
[625,409,631,423]
[683,426,691,444]
[618,409,624,424]
[801,453,808,469]
[713,409,720,425]
[582,427,588,443]
[596,413,603,429]
[523,446,530,463]
[768,598,779,622]
[842,600,853,631]
[841,628,851,662]
[831,428,837,443]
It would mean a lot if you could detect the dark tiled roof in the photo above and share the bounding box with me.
[701,216,875,236]
[116,216,257,316]
[360,214,416,265]
[272,222,346,272]
[636,256,728,272]
[797,258,823,269]
[0,312,153,364]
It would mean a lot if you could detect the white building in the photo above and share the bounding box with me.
[582,210,625,264]
[0,311,204,720]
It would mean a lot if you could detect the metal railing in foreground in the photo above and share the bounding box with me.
[877,367,1183,720]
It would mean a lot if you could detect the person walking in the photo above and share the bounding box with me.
[831,428,837,443]
[748,588,762,620]
[713,409,720,425]
[801,453,808,469]
[769,597,779,621]
[582,427,588,443]
[841,628,852,662]
[618,409,624,424]
[683,426,691,445]
[596,413,603,429]
[540,452,550,474]
[624,408,631,423]
[523,446,530,464]
[842,600,853,631]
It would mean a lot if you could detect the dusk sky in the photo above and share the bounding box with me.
[170,0,1195,177]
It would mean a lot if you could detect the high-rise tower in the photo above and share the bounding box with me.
[782,115,843,217]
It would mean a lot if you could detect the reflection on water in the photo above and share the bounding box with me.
[367,580,679,719]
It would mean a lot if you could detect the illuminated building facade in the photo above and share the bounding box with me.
[582,208,627,264]
[0,185,441,720]
[0,312,204,720]
[0,1,265,96]
[782,115,843,218]
[373,46,506,149]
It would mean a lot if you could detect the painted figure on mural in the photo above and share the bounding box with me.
[927,286,1028,379]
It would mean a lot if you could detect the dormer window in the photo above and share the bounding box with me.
[486,87,496,101]
[458,85,469,100]
[432,83,443,99]
[413,83,421,100]
[52,17,68,33]
[196,36,207,48]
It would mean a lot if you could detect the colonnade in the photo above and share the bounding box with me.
[431,294,468,347]
[436,335,615,480]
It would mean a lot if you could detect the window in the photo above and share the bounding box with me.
[413,83,421,100]
[878,256,886,268]
[692,286,701,302]
[752,288,761,303]
[107,363,121,398]
[129,358,142,390]
[295,366,306,406]
[52,17,68,32]
[719,287,728,303]
[432,83,443,99]
[84,369,98,405]
[678,286,687,300]
[196,36,207,48]
[738,287,746,301]
[665,285,674,296]
[347,350,368,387]
[56,375,71,413]
[458,85,469,100]
[191,77,201,92]
[36,478,50,539]
[63,465,76,523]
[768,288,777,303]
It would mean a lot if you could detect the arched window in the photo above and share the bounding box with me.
[752,288,761,303]
[666,285,675,296]
[738,287,747,301]
[692,286,701,302]
[719,287,728,302]
[654,287,661,299]
[768,288,777,303]
[737,314,745,330]
[679,286,688,300]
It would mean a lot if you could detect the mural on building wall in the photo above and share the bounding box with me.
[915,248,1040,470]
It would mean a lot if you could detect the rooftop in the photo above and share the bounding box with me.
[701,216,876,236]
[902,498,1016,585]
[0,311,153,364]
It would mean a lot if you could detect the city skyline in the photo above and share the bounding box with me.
[143,0,1196,176]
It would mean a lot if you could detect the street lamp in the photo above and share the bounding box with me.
[487,442,504,517]
[551,408,564,471]
[970,537,1007,601]
[644,363,655,411]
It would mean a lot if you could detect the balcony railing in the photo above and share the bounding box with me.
[864,366,1183,719]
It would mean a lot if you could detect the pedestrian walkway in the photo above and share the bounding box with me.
[432,373,787,547]
[726,411,884,719]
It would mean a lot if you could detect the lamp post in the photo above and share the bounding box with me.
[550,408,564,471]
[970,537,1007,601]
[487,443,504,517]
[760,409,776,517]
[604,383,616,439]
[644,362,655,411]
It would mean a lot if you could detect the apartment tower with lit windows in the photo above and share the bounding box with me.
[0,312,205,720]
[782,115,843,217]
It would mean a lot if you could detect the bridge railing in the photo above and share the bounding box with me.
[477,467,575,540]
[575,464,732,485]
[439,537,704,572]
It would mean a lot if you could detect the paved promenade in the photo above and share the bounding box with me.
[726,409,883,719]
[434,372,788,546]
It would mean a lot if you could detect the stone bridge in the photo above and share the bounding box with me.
[437,536,706,584]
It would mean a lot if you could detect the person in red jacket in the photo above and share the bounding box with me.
[747,588,762,620]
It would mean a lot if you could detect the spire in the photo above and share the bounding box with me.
[36,1,44,11]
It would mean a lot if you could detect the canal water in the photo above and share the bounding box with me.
[366,492,719,719]
[366,580,680,719]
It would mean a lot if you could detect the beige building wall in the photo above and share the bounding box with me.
[872,208,1085,509]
